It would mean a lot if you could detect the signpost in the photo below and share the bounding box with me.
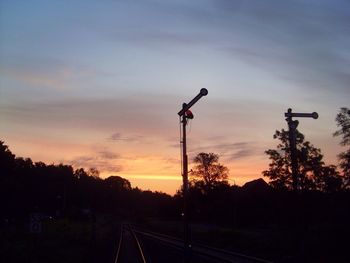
[284,108,318,192]
[178,88,208,263]
[29,213,42,234]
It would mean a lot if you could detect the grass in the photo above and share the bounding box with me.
[0,215,119,263]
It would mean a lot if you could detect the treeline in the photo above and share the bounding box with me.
[184,179,350,227]
[0,141,176,222]
[1,139,350,227]
[2,137,350,242]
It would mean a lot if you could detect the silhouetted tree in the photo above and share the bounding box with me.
[88,167,100,179]
[190,152,229,192]
[263,129,341,192]
[316,165,343,193]
[14,157,34,174]
[0,141,15,177]
[74,168,89,179]
[333,107,350,187]
[104,176,131,191]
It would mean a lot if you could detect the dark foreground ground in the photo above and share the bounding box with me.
[0,215,119,263]
[1,216,349,263]
[139,218,349,263]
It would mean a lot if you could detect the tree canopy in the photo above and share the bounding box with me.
[190,152,229,192]
[263,129,342,192]
[333,107,350,187]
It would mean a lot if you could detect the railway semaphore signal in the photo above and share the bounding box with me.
[178,88,208,263]
[284,108,318,192]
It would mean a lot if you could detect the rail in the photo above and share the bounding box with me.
[114,224,147,263]
[133,226,273,263]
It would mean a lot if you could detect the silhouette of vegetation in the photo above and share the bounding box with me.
[334,107,350,188]
[0,140,177,262]
[0,141,175,221]
[189,152,229,193]
[1,140,349,262]
[263,129,343,192]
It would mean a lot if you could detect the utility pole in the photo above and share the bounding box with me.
[284,108,318,192]
[178,88,208,263]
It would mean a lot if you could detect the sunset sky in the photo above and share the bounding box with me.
[1,0,349,194]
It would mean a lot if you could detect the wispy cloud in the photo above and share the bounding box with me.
[125,31,205,47]
[108,132,143,143]
[69,149,122,173]
[189,141,260,161]
[0,56,101,90]
[0,95,177,136]
[98,150,120,160]
[230,148,255,160]
[214,0,350,93]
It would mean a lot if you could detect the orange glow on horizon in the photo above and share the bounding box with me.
[3,134,274,195]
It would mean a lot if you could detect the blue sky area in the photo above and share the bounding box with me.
[1,0,349,194]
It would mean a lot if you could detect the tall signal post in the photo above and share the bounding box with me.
[284,108,318,192]
[178,88,208,263]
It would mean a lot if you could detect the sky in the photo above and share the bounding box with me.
[0,0,349,195]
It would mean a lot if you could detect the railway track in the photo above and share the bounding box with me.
[114,224,147,263]
[114,224,273,263]
[133,226,273,263]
